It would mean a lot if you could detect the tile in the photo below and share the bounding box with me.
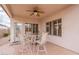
[0,42,78,55]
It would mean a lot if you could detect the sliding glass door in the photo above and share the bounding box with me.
[25,23,38,35]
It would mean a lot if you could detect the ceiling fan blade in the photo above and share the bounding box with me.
[33,7,39,10]
[26,10,33,12]
[30,13,34,16]
[38,11,44,13]
[26,7,44,16]
[37,13,40,16]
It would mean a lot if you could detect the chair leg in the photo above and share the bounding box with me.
[36,44,47,55]
[18,43,32,55]
[36,45,40,55]
[43,45,47,54]
[28,44,32,55]
[25,43,32,55]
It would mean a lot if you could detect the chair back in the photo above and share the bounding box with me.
[31,35,36,43]
[40,32,48,45]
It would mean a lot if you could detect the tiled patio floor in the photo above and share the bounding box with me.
[0,42,78,55]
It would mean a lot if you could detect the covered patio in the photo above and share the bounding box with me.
[0,4,79,55]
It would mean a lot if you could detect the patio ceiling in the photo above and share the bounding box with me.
[4,4,73,20]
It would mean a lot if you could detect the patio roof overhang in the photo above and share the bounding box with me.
[1,4,73,22]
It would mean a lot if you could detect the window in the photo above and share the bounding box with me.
[46,22,52,35]
[25,23,32,32]
[32,24,38,34]
[25,23,38,34]
[46,18,62,36]
[53,18,62,36]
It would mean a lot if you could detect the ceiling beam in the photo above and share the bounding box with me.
[1,4,13,18]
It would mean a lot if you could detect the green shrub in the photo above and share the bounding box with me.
[3,33,9,37]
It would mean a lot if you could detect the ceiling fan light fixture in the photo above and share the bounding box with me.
[34,12,38,16]
[26,7,44,16]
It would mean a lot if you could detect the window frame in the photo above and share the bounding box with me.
[46,18,62,36]
[53,18,62,37]
[25,23,38,35]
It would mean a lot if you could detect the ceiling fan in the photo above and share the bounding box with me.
[26,7,44,16]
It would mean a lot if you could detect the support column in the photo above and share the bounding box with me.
[10,18,15,43]
[10,18,25,45]
[20,23,25,45]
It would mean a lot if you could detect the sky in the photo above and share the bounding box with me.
[0,7,10,28]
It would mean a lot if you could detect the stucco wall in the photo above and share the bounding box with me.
[40,5,79,53]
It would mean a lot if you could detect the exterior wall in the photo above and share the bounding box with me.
[40,5,79,53]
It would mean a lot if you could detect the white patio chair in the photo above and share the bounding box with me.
[36,32,48,55]
[31,35,38,54]
[21,32,32,54]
